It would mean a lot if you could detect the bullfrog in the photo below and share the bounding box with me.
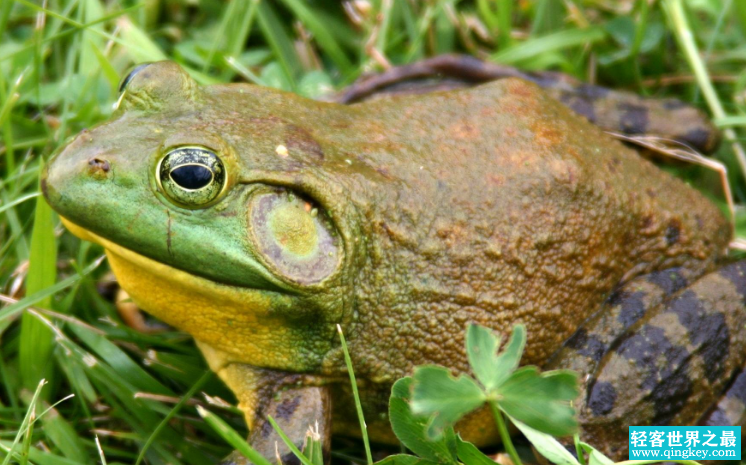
[41,59,746,463]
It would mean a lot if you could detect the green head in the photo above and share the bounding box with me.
[42,61,359,372]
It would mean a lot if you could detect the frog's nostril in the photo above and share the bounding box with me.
[88,157,110,174]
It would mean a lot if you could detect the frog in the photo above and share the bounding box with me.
[41,59,746,463]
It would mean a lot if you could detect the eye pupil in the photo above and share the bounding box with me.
[170,165,213,190]
[158,146,226,208]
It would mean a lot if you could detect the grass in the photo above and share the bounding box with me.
[1,0,746,464]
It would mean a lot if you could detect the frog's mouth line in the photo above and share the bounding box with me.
[58,216,283,307]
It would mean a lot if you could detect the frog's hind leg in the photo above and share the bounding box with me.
[695,370,746,465]
[545,266,694,375]
[547,261,746,459]
[702,368,746,427]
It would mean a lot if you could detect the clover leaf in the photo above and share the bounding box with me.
[410,366,486,440]
[411,324,579,441]
[467,324,525,393]
[389,377,459,463]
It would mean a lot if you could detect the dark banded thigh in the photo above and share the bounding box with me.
[577,261,746,459]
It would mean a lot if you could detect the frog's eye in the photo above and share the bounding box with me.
[119,63,151,93]
[157,147,226,208]
[247,191,342,285]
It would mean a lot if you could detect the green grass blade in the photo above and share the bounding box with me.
[80,0,106,74]
[95,436,107,465]
[226,0,260,63]
[196,405,273,465]
[1,379,46,465]
[89,38,120,90]
[135,370,212,465]
[38,399,87,463]
[497,0,513,47]
[117,15,168,62]
[491,26,605,64]
[256,1,300,91]
[0,0,13,36]
[266,415,315,465]
[336,324,372,465]
[19,404,32,465]
[203,0,238,72]
[224,56,268,86]
[0,5,144,65]
[0,192,40,215]
[0,68,28,177]
[663,0,746,180]
[68,322,175,396]
[19,196,58,394]
[0,442,83,465]
[277,0,353,74]
[0,256,105,322]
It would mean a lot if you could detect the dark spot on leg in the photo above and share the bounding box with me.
[606,288,624,307]
[616,326,693,424]
[275,395,302,421]
[260,418,273,438]
[618,102,649,135]
[647,268,687,295]
[565,328,589,349]
[576,83,611,99]
[614,291,647,329]
[281,452,302,465]
[719,261,746,305]
[587,381,617,416]
[667,290,729,382]
[649,361,693,425]
[617,326,671,383]
[559,93,596,122]
[529,73,564,87]
[682,128,713,152]
[697,313,729,382]
[40,176,48,198]
[565,328,606,362]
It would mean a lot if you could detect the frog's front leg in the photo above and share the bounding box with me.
[548,261,746,459]
[207,361,332,465]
